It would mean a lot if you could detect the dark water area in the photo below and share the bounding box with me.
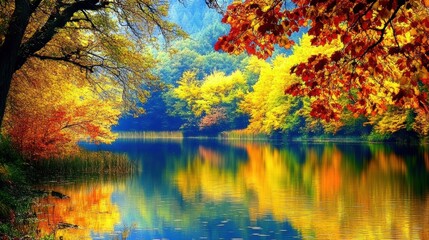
[36,139,429,239]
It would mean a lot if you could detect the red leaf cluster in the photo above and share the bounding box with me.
[216,0,429,121]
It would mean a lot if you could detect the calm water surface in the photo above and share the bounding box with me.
[36,140,429,239]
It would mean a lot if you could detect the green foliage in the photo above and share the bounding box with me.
[405,110,416,132]
[155,45,248,86]
[0,135,24,167]
[0,135,36,238]
[154,14,249,86]
[156,31,425,141]
[367,108,412,135]
[366,132,392,142]
[337,115,371,137]
[39,234,55,240]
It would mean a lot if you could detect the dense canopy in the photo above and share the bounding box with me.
[216,0,429,122]
[0,0,184,126]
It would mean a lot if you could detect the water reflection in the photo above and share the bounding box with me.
[39,140,429,239]
[35,179,126,239]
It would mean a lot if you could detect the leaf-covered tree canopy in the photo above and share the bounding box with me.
[0,0,185,126]
[215,0,429,121]
[4,58,122,159]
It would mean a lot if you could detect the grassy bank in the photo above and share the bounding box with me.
[114,130,422,144]
[0,136,37,238]
[217,129,423,144]
[0,136,135,238]
[117,131,183,139]
[32,151,136,181]
[218,130,271,141]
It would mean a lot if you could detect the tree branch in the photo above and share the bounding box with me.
[31,53,99,72]
[30,0,43,12]
[16,0,110,70]
[359,1,405,58]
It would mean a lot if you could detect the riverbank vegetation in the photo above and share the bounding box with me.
[32,151,136,180]
[0,137,34,238]
[0,136,135,238]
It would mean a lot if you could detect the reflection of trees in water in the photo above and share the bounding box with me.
[172,141,429,239]
[35,178,126,239]
[37,141,429,239]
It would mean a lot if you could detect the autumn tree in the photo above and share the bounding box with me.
[240,34,343,134]
[0,0,184,127]
[168,70,248,132]
[215,0,429,122]
[3,58,122,159]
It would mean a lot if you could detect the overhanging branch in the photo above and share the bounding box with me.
[31,53,100,72]
[16,0,110,70]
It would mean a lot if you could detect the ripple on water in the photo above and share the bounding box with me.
[248,226,263,230]
[252,233,270,237]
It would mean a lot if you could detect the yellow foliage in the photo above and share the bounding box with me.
[173,70,247,118]
[413,110,429,136]
[3,58,122,158]
[367,108,408,134]
[240,34,342,134]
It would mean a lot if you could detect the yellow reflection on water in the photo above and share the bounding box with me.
[36,142,429,239]
[174,142,429,239]
[36,180,124,239]
[175,146,247,202]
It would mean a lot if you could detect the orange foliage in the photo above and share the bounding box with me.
[3,59,121,159]
[7,109,73,159]
[216,0,429,121]
[198,107,227,130]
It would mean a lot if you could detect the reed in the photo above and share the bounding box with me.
[32,150,136,178]
[218,129,271,141]
[116,131,183,140]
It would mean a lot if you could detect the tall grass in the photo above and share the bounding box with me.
[218,129,271,141]
[32,151,136,179]
[117,130,274,141]
[116,131,183,140]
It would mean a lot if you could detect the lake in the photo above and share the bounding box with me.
[35,139,429,239]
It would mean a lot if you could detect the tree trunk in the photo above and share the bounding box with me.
[0,0,102,128]
[0,0,32,128]
[0,60,15,129]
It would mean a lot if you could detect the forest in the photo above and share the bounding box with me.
[1,0,429,237]
[118,0,429,143]
[1,0,428,159]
